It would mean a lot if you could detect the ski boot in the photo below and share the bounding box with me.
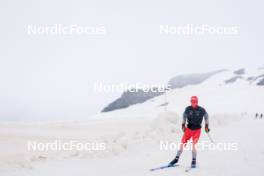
[168,156,179,167]
[191,158,196,168]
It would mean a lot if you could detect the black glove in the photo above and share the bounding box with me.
[205,124,210,133]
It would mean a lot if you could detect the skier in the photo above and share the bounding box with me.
[168,96,210,168]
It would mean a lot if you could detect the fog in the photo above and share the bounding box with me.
[0,0,263,121]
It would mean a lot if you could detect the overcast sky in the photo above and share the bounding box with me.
[0,0,263,121]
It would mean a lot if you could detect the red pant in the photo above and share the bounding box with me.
[181,128,201,144]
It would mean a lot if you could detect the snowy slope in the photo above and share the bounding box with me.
[93,69,264,119]
[0,68,263,176]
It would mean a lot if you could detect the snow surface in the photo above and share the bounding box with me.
[0,69,263,176]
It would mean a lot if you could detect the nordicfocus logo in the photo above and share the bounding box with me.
[160,24,239,36]
[26,24,106,36]
[160,141,239,151]
[93,82,172,93]
[27,140,106,152]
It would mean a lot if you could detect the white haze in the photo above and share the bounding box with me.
[0,0,263,121]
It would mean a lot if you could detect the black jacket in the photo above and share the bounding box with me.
[183,106,209,130]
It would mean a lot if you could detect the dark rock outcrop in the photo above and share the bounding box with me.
[225,76,243,84]
[102,88,163,112]
[234,68,245,75]
[247,74,264,83]
[257,78,264,86]
[247,76,255,81]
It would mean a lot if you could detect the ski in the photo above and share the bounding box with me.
[150,164,179,171]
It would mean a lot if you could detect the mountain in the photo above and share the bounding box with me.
[101,68,264,114]
[102,70,226,112]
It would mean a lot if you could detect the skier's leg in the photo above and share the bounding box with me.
[169,128,191,166]
[192,144,197,158]
[191,129,201,167]
[169,142,184,166]
[168,149,182,166]
[191,143,197,167]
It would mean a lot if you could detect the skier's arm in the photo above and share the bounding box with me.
[204,111,210,133]
[204,111,209,125]
[182,110,187,132]
[182,111,187,125]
